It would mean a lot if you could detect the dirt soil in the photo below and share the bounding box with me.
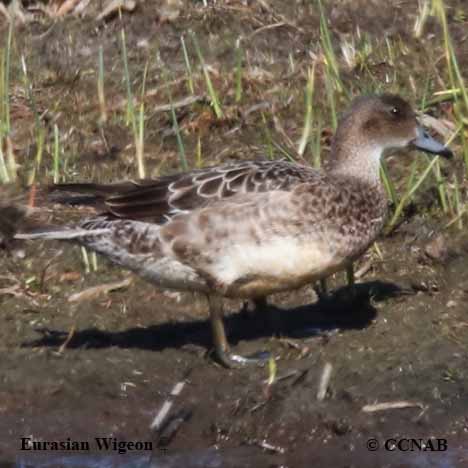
[1,1,468,467]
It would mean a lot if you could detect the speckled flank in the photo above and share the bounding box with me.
[72,167,387,299]
[14,94,449,301]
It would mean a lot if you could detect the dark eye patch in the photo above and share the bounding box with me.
[363,117,380,131]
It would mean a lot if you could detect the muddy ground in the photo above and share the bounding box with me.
[1,1,468,467]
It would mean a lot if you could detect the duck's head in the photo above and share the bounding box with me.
[330,94,452,180]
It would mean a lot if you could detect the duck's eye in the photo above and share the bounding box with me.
[390,107,400,117]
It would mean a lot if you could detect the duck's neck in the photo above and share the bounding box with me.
[328,141,384,188]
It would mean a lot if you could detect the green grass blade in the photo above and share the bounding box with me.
[380,160,398,206]
[120,26,135,126]
[53,124,60,184]
[162,69,188,171]
[388,156,440,229]
[191,33,223,119]
[298,64,316,157]
[181,35,195,95]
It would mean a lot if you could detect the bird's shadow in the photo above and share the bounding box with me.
[23,280,405,353]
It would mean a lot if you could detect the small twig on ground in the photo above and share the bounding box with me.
[317,362,333,401]
[150,380,186,430]
[248,22,288,39]
[354,258,373,279]
[249,400,267,413]
[250,439,285,454]
[56,0,82,17]
[243,102,272,119]
[107,92,205,116]
[0,284,22,297]
[412,405,429,423]
[151,95,206,114]
[157,408,193,448]
[96,0,136,22]
[362,400,425,413]
[68,277,133,303]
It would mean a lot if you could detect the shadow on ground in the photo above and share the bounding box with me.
[23,281,403,353]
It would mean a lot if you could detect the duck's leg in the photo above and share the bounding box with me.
[207,294,234,368]
[315,264,356,302]
[207,294,270,368]
[347,263,358,297]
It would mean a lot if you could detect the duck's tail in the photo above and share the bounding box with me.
[47,182,137,208]
[0,186,111,245]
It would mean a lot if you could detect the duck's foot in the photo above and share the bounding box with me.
[207,294,270,368]
[214,347,271,368]
[315,264,357,303]
[336,264,359,303]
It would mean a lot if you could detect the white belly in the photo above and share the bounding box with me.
[208,236,337,287]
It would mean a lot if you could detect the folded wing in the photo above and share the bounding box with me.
[50,159,319,223]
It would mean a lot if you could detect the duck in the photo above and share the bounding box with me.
[13,94,452,367]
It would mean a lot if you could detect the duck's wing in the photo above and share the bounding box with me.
[157,182,334,292]
[51,159,319,223]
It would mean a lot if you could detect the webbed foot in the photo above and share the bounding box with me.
[207,294,270,368]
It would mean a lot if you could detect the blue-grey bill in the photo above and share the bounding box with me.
[411,127,453,158]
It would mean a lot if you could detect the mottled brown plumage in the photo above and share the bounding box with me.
[13,94,452,367]
[50,159,319,223]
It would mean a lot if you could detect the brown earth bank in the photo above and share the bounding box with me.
[1,1,468,467]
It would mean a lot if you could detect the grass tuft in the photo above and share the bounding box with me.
[317,0,347,97]
[432,0,468,173]
[298,64,316,157]
[120,22,146,178]
[162,69,188,171]
[191,32,223,119]
[181,35,195,95]
[387,156,441,231]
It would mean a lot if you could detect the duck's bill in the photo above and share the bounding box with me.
[411,127,453,158]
